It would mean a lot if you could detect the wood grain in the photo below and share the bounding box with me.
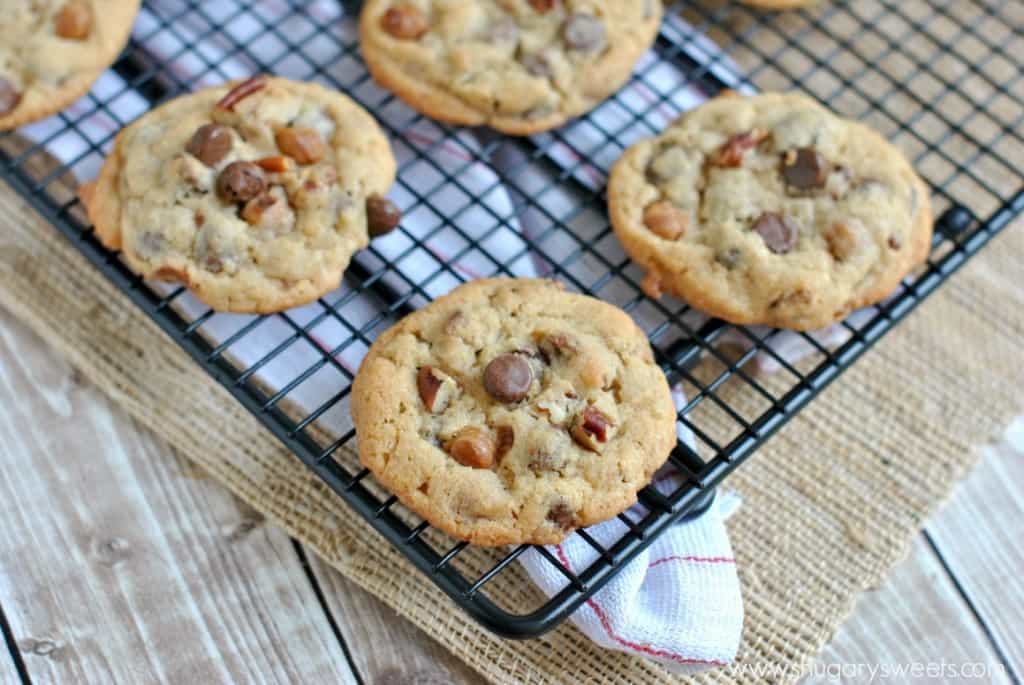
[0,309,358,684]
[307,554,485,685]
[925,419,1024,677]
[807,537,1013,684]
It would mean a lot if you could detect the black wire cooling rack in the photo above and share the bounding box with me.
[1,0,1022,638]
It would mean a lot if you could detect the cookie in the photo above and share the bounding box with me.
[359,1,662,135]
[0,1,140,130]
[79,76,398,313]
[351,278,677,546]
[608,92,932,330]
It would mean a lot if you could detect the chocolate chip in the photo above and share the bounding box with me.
[547,501,577,530]
[782,148,829,190]
[186,123,233,167]
[752,212,799,254]
[275,127,325,165]
[715,248,743,269]
[642,201,687,240]
[711,130,764,168]
[446,427,496,469]
[0,77,22,116]
[216,161,266,204]
[529,0,558,11]
[54,2,92,40]
[563,14,605,53]
[366,194,402,237]
[483,353,533,403]
[495,426,515,460]
[382,4,428,40]
[520,53,552,78]
[417,366,456,413]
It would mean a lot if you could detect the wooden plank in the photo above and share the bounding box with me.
[307,554,485,685]
[924,418,1024,678]
[0,310,359,684]
[806,536,1013,684]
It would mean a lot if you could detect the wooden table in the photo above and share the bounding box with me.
[0,300,1021,684]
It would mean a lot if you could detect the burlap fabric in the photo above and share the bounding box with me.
[2,2,1022,677]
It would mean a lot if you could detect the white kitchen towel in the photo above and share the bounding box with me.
[14,1,779,670]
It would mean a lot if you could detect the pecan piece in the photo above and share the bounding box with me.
[710,129,766,168]
[216,76,267,111]
[571,406,615,452]
[416,366,458,413]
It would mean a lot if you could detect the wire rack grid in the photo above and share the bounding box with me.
[1,0,1021,638]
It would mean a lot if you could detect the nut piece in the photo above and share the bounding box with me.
[483,353,533,403]
[275,127,326,165]
[547,500,577,530]
[782,147,830,190]
[186,123,233,167]
[711,130,765,168]
[416,366,458,413]
[255,155,294,173]
[826,221,860,262]
[241,186,295,232]
[366,194,402,236]
[536,332,577,361]
[495,426,515,459]
[752,212,799,255]
[529,0,558,11]
[642,201,688,240]
[446,427,496,469]
[0,78,22,116]
[216,161,266,204]
[55,2,92,39]
[382,4,428,40]
[563,14,606,53]
[216,76,267,111]
[571,406,615,452]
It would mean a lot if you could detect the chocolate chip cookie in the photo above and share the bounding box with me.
[79,76,399,313]
[608,92,932,330]
[359,1,662,135]
[351,278,677,546]
[0,1,140,130]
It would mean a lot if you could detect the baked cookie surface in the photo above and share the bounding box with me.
[351,278,677,546]
[80,76,398,313]
[359,0,662,135]
[0,1,140,130]
[608,92,932,330]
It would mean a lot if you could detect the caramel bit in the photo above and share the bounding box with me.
[827,222,859,262]
[642,201,688,240]
[151,266,189,283]
[495,426,515,460]
[446,427,496,469]
[216,76,267,111]
[571,406,615,452]
[255,155,294,173]
[711,129,766,168]
[416,366,457,413]
[55,2,92,40]
[547,501,577,531]
[275,127,325,165]
[382,4,428,40]
[529,0,558,11]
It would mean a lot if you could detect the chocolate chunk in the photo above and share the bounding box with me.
[484,353,533,403]
[382,4,428,40]
[417,366,456,413]
[216,161,266,203]
[715,248,743,269]
[216,76,267,111]
[547,501,577,530]
[495,426,515,459]
[520,53,552,78]
[275,127,325,165]
[55,2,92,39]
[0,77,22,116]
[186,123,233,167]
[711,130,764,168]
[563,14,606,53]
[752,212,799,254]
[782,148,829,190]
[529,0,558,11]
[446,427,496,469]
[366,194,402,237]
[642,201,687,240]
